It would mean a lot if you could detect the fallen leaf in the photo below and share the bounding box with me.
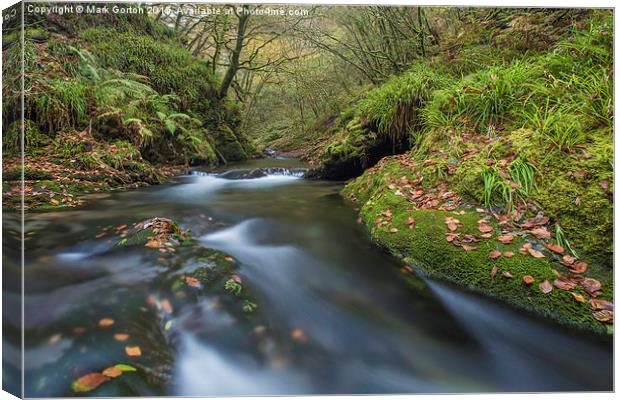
[539,280,553,294]
[114,364,137,372]
[160,298,173,314]
[570,261,588,274]
[490,266,498,279]
[480,233,493,239]
[231,274,242,284]
[72,373,108,393]
[544,243,564,254]
[145,239,160,248]
[553,278,576,291]
[478,223,493,233]
[589,298,614,311]
[502,271,513,279]
[570,292,586,303]
[182,276,201,288]
[488,250,502,260]
[445,233,459,242]
[225,256,234,262]
[291,328,308,343]
[48,333,62,345]
[592,310,613,323]
[389,227,399,233]
[523,275,534,285]
[530,227,551,239]
[561,255,576,266]
[580,278,602,295]
[527,247,545,259]
[497,235,513,244]
[114,333,129,342]
[102,367,122,378]
[462,244,477,251]
[503,251,515,258]
[404,217,415,228]
[125,346,142,357]
[99,318,115,328]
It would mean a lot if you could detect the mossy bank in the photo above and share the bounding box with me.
[2,4,254,210]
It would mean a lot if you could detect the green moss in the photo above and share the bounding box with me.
[345,168,612,334]
[118,228,156,247]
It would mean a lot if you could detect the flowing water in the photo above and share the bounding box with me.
[3,158,612,396]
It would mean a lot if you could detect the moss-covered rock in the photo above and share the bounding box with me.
[343,155,613,334]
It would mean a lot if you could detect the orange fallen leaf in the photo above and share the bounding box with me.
[530,227,551,239]
[462,244,477,251]
[561,255,576,266]
[570,292,586,303]
[389,227,399,233]
[114,333,130,342]
[490,266,498,279]
[404,217,415,226]
[48,333,62,344]
[527,247,545,259]
[503,251,515,258]
[72,373,108,392]
[99,318,115,328]
[125,346,142,357]
[523,275,534,285]
[488,250,501,260]
[570,261,588,274]
[160,298,173,314]
[291,328,308,343]
[145,240,160,248]
[478,223,493,233]
[182,276,201,288]
[539,280,553,294]
[580,278,602,295]
[589,298,614,311]
[553,278,576,291]
[545,243,564,254]
[225,256,234,262]
[592,310,613,323]
[497,235,513,244]
[102,367,122,378]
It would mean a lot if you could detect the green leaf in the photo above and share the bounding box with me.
[164,320,173,331]
[113,364,137,372]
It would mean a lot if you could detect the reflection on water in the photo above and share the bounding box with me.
[14,158,612,396]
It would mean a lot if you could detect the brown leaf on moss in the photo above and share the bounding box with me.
[503,251,515,258]
[553,278,576,291]
[527,247,545,259]
[501,271,513,279]
[570,261,588,274]
[389,227,399,233]
[523,275,534,285]
[462,244,477,251]
[404,217,415,228]
[589,299,614,311]
[478,223,493,233]
[561,255,576,266]
[488,250,501,260]
[490,266,498,279]
[160,298,173,314]
[570,292,586,303]
[580,278,602,295]
[530,227,551,239]
[545,243,564,254]
[592,310,613,324]
[539,280,553,294]
[497,235,513,244]
[145,239,160,248]
[445,217,460,232]
[480,233,493,239]
[445,233,459,242]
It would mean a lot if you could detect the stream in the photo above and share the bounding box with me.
[3,158,613,396]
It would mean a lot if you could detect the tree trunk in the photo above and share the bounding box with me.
[218,7,249,99]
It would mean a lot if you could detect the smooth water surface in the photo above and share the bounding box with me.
[9,158,612,396]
